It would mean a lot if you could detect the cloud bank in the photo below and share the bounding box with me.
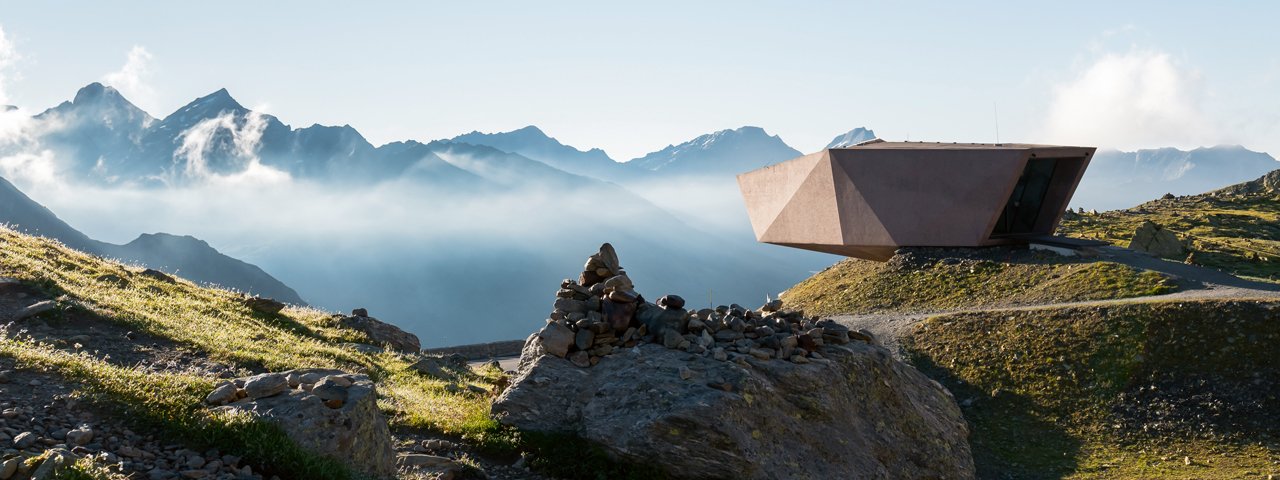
[1041,50,1216,150]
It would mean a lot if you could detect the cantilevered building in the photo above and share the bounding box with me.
[737,142,1095,261]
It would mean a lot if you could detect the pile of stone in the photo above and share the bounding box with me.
[532,243,869,369]
[204,369,395,478]
[495,244,975,478]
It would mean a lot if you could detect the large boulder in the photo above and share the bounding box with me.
[338,309,421,353]
[493,340,974,479]
[209,369,396,479]
[1130,221,1187,258]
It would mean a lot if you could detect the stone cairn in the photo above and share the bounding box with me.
[535,243,868,368]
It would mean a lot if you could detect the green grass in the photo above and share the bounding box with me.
[902,299,1280,479]
[0,226,662,479]
[782,251,1176,316]
[1059,192,1280,283]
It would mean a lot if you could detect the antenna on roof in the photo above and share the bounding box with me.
[993,101,1001,145]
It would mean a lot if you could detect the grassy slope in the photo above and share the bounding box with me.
[0,227,501,479]
[782,250,1175,317]
[903,300,1280,479]
[1059,192,1280,283]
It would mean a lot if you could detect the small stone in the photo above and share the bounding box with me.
[607,289,638,303]
[790,355,810,364]
[243,373,289,399]
[575,329,595,351]
[569,351,591,368]
[180,469,210,479]
[662,330,683,349]
[16,300,56,320]
[186,455,206,469]
[749,348,773,360]
[285,372,301,388]
[678,367,694,380]
[0,458,15,479]
[761,299,783,312]
[657,295,686,310]
[12,431,35,448]
[243,297,285,314]
[205,383,238,406]
[396,454,455,467]
[66,426,94,446]
[351,308,369,317]
[299,372,323,384]
[536,322,575,358]
[712,348,728,361]
[311,381,348,407]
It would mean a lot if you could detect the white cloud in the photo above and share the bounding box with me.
[0,149,59,186]
[0,25,20,106]
[1041,50,1216,150]
[173,110,289,185]
[102,46,156,113]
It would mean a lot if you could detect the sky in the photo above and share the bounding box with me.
[0,1,1278,160]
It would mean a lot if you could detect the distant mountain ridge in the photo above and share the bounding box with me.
[0,175,305,304]
[625,126,802,176]
[1075,145,1279,210]
[825,127,877,148]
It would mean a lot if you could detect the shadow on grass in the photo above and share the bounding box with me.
[908,354,1082,480]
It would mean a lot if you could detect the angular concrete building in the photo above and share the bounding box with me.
[737,142,1095,261]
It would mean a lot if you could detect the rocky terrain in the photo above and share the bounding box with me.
[493,245,975,479]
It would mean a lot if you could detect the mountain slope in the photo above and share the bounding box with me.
[0,176,304,303]
[626,126,801,176]
[0,176,103,253]
[1060,168,1280,282]
[1074,146,1279,211]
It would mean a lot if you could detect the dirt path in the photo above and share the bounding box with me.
[834,248,1280,359]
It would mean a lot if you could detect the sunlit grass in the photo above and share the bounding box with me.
[783,253,1175,317]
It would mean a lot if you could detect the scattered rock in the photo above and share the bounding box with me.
[243,296,286,314]
[13,431,36,449]
[0,458,16,480]
[657,294,685,310]
[1130,221,1187,258]
[65,426,93,446]
[15,300,56,320]
[209,369,395,478]
[535,321,575,358]
[30,448,77,480]
[339,311,421,353]
[139,268,177,283]
[242,373,289,399]
[205,382,239,406]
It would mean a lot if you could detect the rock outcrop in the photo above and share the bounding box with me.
[207,369,396,478]
[1130,221,1187,258]
[493,244,975,479]
[338,308,421,353]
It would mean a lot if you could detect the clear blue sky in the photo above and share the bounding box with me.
[1,1,1277,159]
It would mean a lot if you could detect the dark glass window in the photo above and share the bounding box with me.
[992,157,1056,236]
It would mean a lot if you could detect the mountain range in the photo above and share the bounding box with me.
[2,81,1277,345]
